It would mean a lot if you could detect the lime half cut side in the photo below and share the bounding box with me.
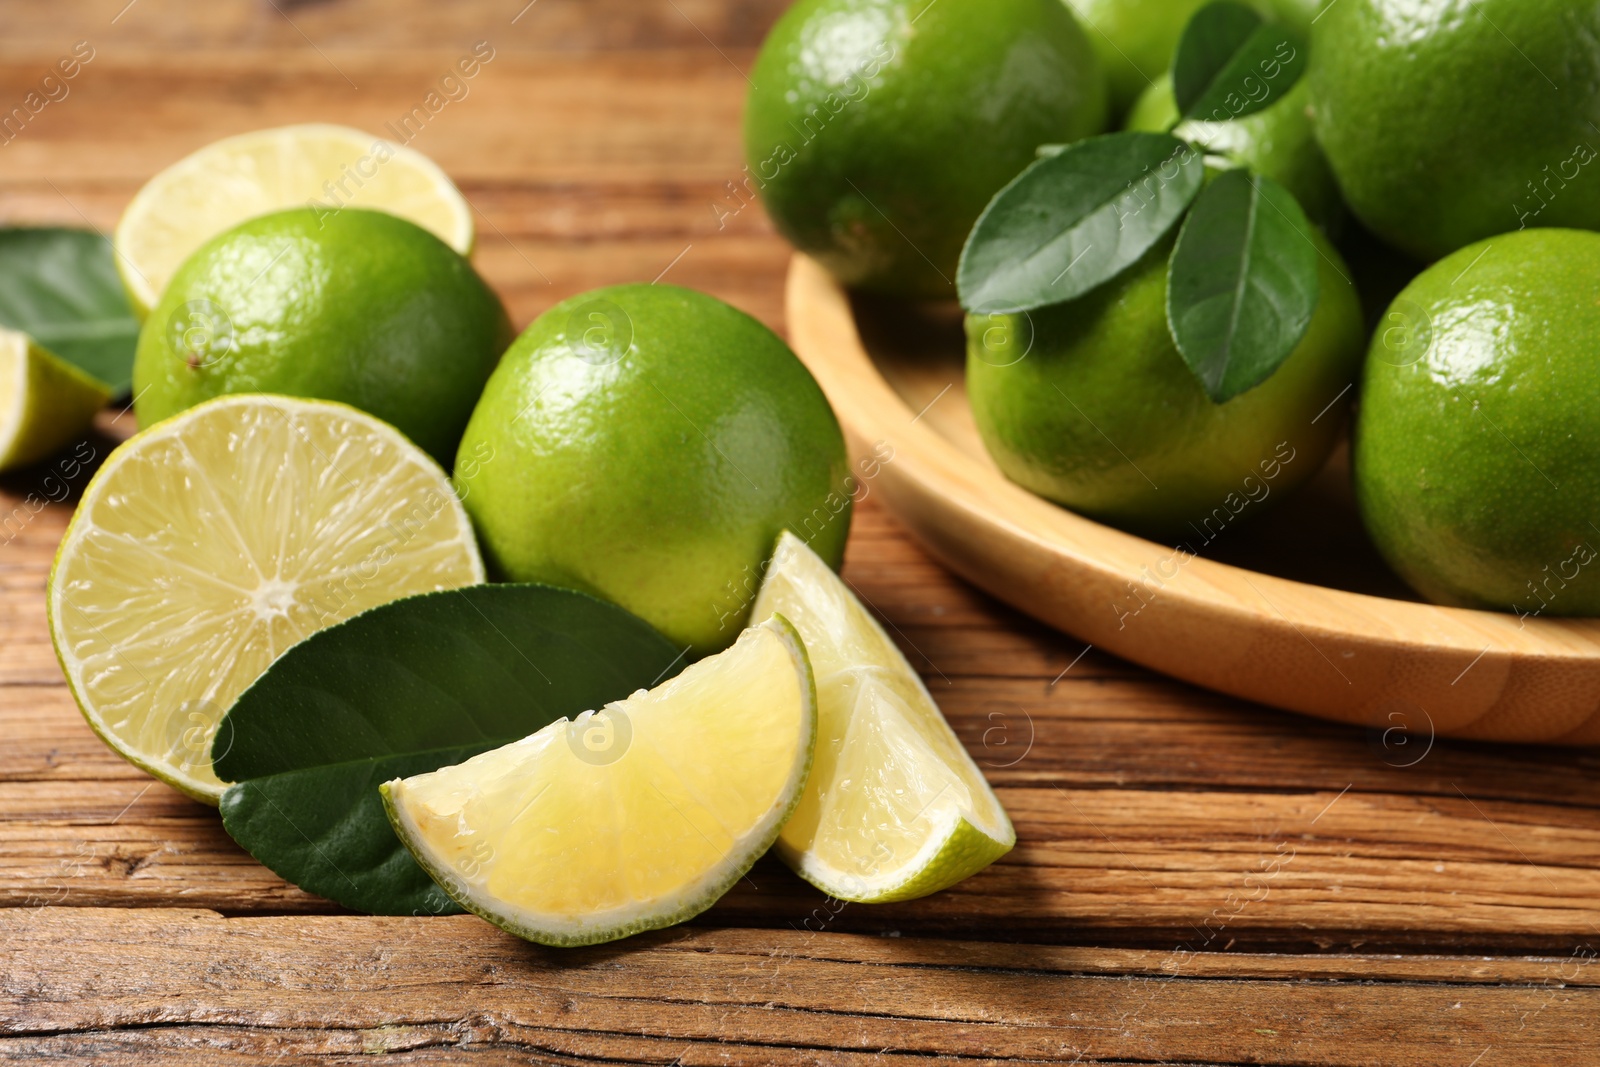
[114,123,474,316]
[47,394,485,802]
[751,531,1014,902]
[384,616,817,947]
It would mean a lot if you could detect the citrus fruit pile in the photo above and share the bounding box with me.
[26,122,1012,947]
[747,0,1600,616]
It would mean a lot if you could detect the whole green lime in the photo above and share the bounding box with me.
[454,284,851,655]
[1310,0,1600,262]
[745,0,1107,299]
[967,230,1363,538]
[1126,73,1342,230]
[1354,229,1600,616]
[133,208,510,465]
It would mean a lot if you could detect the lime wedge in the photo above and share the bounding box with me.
[47,394,485,802]
[114,123,474,316]
[0,327,110,472]
[750,531,1014,901]
[383,616,816,947]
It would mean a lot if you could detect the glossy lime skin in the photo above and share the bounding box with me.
[1126,74,1343,230]
[1310,0,1600,262]
[133,208,510,466]
[1261,0,1327,36]
[454,285,851,655]
[1069,0,1209,117]
[745,0,1107,299]
[1071,0,1324,118]
[967,231,1364,538]
[1354,229,1600,615]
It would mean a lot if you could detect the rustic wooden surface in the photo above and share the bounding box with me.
[2,1,1598,1062]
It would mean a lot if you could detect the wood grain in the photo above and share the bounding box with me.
[0,49,787,333]
[0,0,792,54]
[3,908,1598,1066]
[0,0,1593,1058]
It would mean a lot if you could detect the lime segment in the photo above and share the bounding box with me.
[0,328,110,472]
[384,616,817,947]
[751,531,1014,901]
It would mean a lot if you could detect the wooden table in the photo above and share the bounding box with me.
[3,2,1598,1062]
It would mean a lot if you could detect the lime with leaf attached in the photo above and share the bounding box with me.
[1126,74,1341,230]
[965,220,1362,537]
[958,21,1361,538]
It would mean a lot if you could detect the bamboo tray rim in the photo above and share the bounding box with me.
[784,253,1600,745]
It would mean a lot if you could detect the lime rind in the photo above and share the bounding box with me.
[383,615,818,947]
[780,813,1014,904]
[0,328,111,472]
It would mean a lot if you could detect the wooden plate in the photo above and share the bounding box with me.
[786,254,1600,745]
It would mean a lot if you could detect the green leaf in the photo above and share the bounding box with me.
[1172,1,1306,123]
[214,583,685,916]
[958,132,1204,315]
[0,228,139,393]
[1165,168,1321,403]
[223,748,489,916]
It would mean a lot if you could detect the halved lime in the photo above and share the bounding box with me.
[114,124,474,316]
[47,395,484,802]
[383,616,816,947]
[0,327,110,472]
[750,531,1014,901]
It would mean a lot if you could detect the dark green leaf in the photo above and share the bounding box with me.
[1165,168,1320,403]
[1172,0,1262,109]
[1172,1,1306,123]
[0,228,139,392]
[214,583,684,916]
[958,133,1204,315]
[222,748,490,916]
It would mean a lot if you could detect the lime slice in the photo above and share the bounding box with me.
[47,394,485,803]
[0,328,110,472]
[750,531,1014,902]
[383,616,816,947]
[114,124,474,316]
